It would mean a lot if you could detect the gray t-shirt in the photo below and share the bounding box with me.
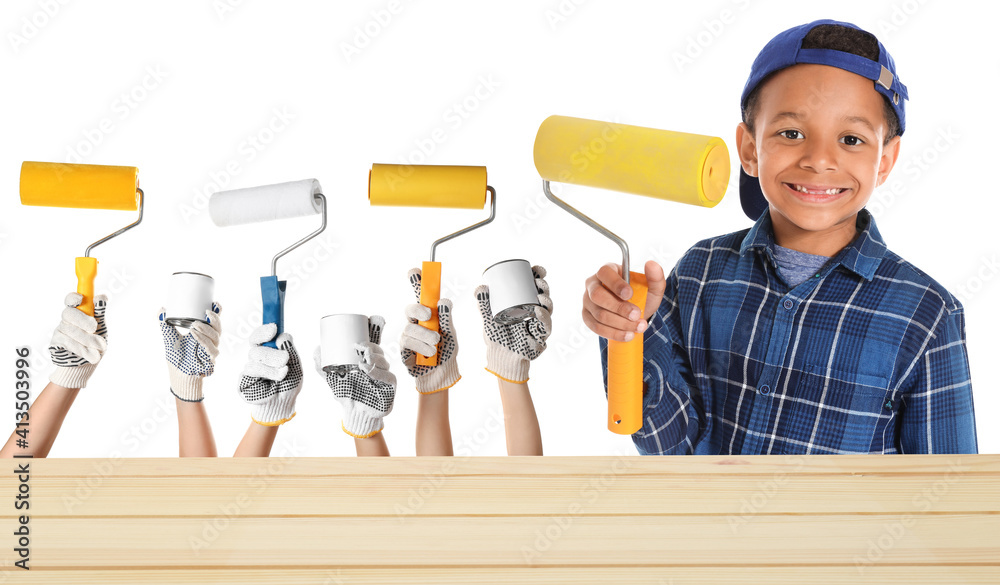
[773,244,830,288]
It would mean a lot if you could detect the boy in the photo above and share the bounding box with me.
[582,20,977,455]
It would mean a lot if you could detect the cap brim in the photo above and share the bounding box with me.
[740,167,769,221]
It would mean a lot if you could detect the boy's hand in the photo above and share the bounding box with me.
[399,268,461,394]
[158,303,222,402]
[476,265,553,383]
[314,316,397,439]
[49,292,109,389]
[582,260,666,342]
[238,324,303,426]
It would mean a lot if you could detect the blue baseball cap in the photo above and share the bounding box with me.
[738,19,909,221]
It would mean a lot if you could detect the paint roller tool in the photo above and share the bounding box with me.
[19,162,144,316]
[209,179,326,349]
[369,164,495,366]
[533,115,730,434]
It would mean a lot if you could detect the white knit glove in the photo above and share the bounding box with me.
[49,293,109,389]
[314,316,396,438]
[158,303,222,402]
[475,265,553,383]
[400,268,461,394]
[238,324,303,426]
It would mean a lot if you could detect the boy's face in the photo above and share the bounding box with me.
[736,64,901,251]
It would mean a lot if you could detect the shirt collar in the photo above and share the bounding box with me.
[739,208,888,281]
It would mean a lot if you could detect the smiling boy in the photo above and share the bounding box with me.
[583,20,977,455]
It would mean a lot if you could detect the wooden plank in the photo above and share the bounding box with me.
[24,514,1000,568]
[10,566,1000,585]
[18,472,999,517]
[16,455,999,478]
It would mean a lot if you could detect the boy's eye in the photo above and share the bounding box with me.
[840,135,865,146]
[779,130,803,140]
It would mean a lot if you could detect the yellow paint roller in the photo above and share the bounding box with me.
[369,164,495,366]
[19,161,144,316]
[533,115,730,435]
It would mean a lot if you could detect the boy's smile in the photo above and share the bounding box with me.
[737,64,901,256]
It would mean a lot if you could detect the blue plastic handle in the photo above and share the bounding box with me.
[261,275,287,349]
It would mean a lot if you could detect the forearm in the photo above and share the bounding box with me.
[416,389,453,456]
[175,398,218,457]
[1,382,80,459]
[354,432,390,457]
[497,379,542,456]
[233,421,279,457]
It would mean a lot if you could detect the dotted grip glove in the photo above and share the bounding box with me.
[239,324,303,426]
[49,293,109,389]
[400,268,461,394]
[475,265,553,383]
[314,316,396,438]
[158,303,222,402]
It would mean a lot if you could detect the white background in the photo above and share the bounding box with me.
[0,0,995,457]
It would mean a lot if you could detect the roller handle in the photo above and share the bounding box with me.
[607,272,648,435]
[261,276,287,349]
[417,261,442,367]
[75,257,98,317]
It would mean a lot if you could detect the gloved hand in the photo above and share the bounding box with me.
[314,316,396,438]
[49,293,109,389]
[158,303,222,402]
[238,324,303,426]
[400,268,461,394]
[475,265,553,383]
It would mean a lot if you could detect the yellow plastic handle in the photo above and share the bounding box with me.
[75,257,99,317]
[417,261,442,367]
[607,271,648,434]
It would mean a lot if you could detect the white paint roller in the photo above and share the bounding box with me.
[209,178,327,348]
[209,179,322,226]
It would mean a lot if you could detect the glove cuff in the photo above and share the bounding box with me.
[415,358,462,395]
[485,344,530,384]
[251,390,298,426]
[50,364,98,389]
[168,365,205,402]
[341,408,385,439]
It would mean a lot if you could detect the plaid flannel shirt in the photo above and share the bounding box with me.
[601,209,978,455]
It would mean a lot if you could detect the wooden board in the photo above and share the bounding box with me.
[1,455,997,584]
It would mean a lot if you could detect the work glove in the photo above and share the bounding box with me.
[400,268,461,394]
[238,324,303,426]
[49,293,109,389]
[475,265,553,383]
[314,316,396,438]
[158,303,222,402]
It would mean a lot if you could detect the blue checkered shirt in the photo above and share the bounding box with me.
[601,209,978,455]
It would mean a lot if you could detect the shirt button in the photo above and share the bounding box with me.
[782,299,794,310]
[759,384,771,395]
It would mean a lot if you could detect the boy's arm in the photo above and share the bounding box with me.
[591,262,706,455]
[897,306,977,454]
